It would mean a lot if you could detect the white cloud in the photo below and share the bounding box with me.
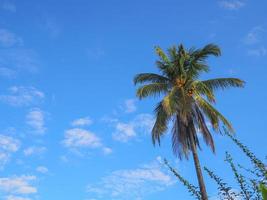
[59,155,69,163]
[219,0,245,10]
[0,86,44,107]
[23,146,46,157]
[210,189,241,200]
[0,135,20,152]
[41,17,61,38]
[243,26,267,57]
[0,48,40,75]
[0,67,16,78]
[243,26,265,45]
[112,114,154,142]
[87,159,174,199]
[0,152,10,168]
[101,116,119,124]
[86,47,105,60]
[0,175,37,197]
[63,128,102,148]
[26,108,46,134]
[71,117,92,127]
[247,46,267,56]
[36,166,48,174]
[102,147,113,155]
[134,114,154,131]
[5,196,31,200]
[113,123,136,142]
[62,128,112,155]
[0,29,40,77]
[124,99,137,113]
[1,2,16,12]
[0,135,20,169]
[0,29,22,47]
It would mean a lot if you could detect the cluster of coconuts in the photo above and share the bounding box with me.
[175,78,195,97]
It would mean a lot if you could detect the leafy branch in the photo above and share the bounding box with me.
[164,158,202,200]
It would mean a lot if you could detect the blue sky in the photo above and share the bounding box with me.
[0,0,266,199]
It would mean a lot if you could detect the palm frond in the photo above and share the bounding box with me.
[194,105,215,152]
[186,62,210,80]
[172,115,191,159]
[136,83,169,99]
[192,81,216,103]
[155,46,170,64]
[192,44,221,61]
[152,102,170,145]
[133,73,170,85]
[167,46,178,63]
[162,87,180,115]
[172,115,200,159]
[202,78,245,91]
[195,95,234,133]
[155,61,176,80]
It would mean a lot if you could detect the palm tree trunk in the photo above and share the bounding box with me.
[189,131,209,200]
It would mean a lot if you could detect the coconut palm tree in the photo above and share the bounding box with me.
[133,44,244,200]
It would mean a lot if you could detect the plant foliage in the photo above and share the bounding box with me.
[134,44,244,159]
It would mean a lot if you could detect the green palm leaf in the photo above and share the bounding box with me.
[260,184,267,200]
[152,102,170,145]
[195,95,234,132]
[192,80,216,103]
[133,73,169,85]
[202,78,245,91]
[136,83,169,99]
[192,44,221,60]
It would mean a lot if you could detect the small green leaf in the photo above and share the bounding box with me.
[260,184,267,200]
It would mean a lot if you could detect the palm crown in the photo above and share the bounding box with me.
[134,44,244,159]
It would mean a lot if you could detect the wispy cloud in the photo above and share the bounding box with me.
[112,114,154,142]
[87,159,174,199]
[63,128,102,148]
[113,123,136,142]
[0,29,40,78]
[26,108,46,134]
[86,47,105,60]
[210,189,241,200]
[1,2,16,13]
[0,134,20,169]
[247,46,267,57]
[102,147,113,155]
[243,26,267,57]
[124,99,137,113]
[62,128,112,156]
[36,166,48,174]
[23,146,46,157]
[0,175,37,199]
[39,17,61,38]
[71,117,92,127]
[243,26,265,45]
[0,86,44,107]
[219,0,245,10]
[0,67,16,78]
[0,48,40,77]
[0,29,22,47]
[5,195,31,200]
